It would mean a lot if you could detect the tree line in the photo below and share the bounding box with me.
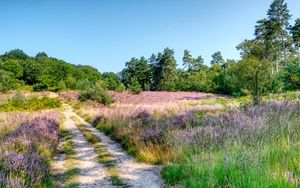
[0,0,299,105]
[120,0,300,104]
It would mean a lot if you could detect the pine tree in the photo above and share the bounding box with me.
[292,18,300,53]
[210,51,225,65]
[267,0,292,64]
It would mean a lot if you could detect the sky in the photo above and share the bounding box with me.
[1,0,300,73]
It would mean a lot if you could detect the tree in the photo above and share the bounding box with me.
[22,59,41,85]
[128,77,142,94]
[237,57,271,105]
[291,18,300,52]
[35,52,48,58]
[0,70,17,93]
[267,0,292,63]
[155,48,177,91]
[280,57,300,90]
[103,72,123,91]
[121,57,151,90]
[183,50,207,71]
[210,51,225,65]
[183,50,193,70]
[3,49,29,60]
[0,59,23,79]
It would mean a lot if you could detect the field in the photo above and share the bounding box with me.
[0,90,299,187]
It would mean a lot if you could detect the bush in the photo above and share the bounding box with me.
[0,97,61,112]
[32,83,48,92]
[79,81,114,105]
[128,78,142,94]
[116,84,126,92]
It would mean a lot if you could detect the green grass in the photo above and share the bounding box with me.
[0,97,61,112]
[163,144,300,187]
[162,102,300,188]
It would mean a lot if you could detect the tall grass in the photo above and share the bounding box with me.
[163,101,300,187]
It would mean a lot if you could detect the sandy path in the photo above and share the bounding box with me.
[62,104,113,188]
[67,104,166,188]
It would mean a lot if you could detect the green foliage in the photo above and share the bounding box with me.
[33,83,48,91]
[183,50,207,72]
[115,83,126,92]
[0,96,61,112]
[280,57,300,90]
[292,18,300,50]
[237,57,272,105]
[79,81,114,105]
[103,72,123,91]
[121,57,151,91]
[0,59,23,79]
[210,51,225,65]
[0,70,17,93]
[0,49,105,91]
[128,77,142,94]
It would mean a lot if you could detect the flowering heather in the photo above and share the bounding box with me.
[175,101,300,148]
[0,111,61,187]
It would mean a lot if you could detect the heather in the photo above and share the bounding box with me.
[82,93,300,187]
[0,111,61,187]
[163,101,300,187]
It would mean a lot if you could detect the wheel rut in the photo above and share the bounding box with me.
[61,104,166,188]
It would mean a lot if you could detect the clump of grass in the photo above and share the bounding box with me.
[71,116,126,186]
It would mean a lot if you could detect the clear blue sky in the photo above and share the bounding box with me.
[1,0,300,72]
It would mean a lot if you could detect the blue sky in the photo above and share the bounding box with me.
[1,0,300,72]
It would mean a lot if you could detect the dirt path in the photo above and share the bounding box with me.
[61,104,113,187]
[65,104,165,188]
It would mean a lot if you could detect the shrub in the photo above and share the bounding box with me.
[0,113,60,187]
[0,97,61,112]
[128,78,142,94]
[33,83,48,92]
[79,81,114,105]
[116,84,126,92]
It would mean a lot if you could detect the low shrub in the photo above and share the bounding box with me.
[0,96,61,112]
[0,112,61,187]
[79,82,114,105]
[32,83,48,92]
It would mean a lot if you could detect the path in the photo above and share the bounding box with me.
[62,104,113,187]
[63,104,165,188]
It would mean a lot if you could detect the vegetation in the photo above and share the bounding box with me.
[0,92,61,112]
[0,112,61,187]
[78,81,114,105]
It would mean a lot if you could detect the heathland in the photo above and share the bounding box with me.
[1,0,300,187]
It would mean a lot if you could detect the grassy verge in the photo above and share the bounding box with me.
[71,116,126,186]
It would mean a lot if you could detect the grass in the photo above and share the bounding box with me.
[71,116,126,186]
[162,101,300,187]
